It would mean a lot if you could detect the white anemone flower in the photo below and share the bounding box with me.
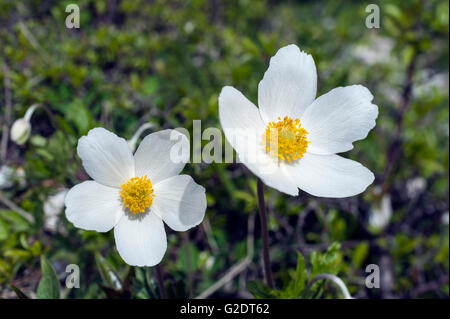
[65,127,206,266]
[219,44,378,197]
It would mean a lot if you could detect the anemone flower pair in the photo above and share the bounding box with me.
[65,128,206,267]
[219,44,378,197]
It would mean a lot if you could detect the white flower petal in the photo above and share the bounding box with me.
[241,142,299,196]
[218,86,266,158]
[249,162,299,196]
[301,85,378,155]
[152,175,206,231]
[114,212,167,267]
[287,153,374,198]
[65,181,123,232]
[258,44,317,123]
[77,128,135,187]
[134,130,188,184]
[218,87,298,195]
[11,118,31,145]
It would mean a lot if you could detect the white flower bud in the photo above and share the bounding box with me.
[10,104,40,145]
[10,118,31,145]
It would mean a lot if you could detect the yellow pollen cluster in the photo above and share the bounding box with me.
[263,116,310,162]
[120,175,154,214]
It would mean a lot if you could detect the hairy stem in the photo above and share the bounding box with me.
[256,178,274,289]
[183,231,193,298]
[154,264,168,299]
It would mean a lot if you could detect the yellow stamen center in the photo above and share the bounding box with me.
[263,116,310,162]
[120,175,154,214]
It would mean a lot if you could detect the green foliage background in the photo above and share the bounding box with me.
[0,0,448,298]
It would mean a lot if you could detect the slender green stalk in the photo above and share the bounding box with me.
[154,264,168,299]
[183,231,193,298]
[256,178,274,289]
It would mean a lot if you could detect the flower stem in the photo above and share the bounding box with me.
[256,178,274,289]
[306,273,353,299]
[154,264,168,299]
[183,231,193,298]
[128,122,153,152]
[24,103,41,122]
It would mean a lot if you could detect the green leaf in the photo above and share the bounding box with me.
[352,242,369,268]
[306,242,342,298]
[30,241,43,256]
[64,99,93,135]
[30,135,47,147]
[246,280,275,299]
[4,249,31,259]
[310,242,341,279]
[36,255,60,299]
[0,217,9,241]
[0,210,30,232]
[274,251,308,299]
[293,251,307,296]
[141,76,159,96]
[95,252,123,290]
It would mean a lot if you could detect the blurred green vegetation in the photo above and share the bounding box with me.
[0,0,448,298]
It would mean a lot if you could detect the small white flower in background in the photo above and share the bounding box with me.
[127,122,153,152]
[352,35,394,65]
[184,21,195,34]
[65,127,206,267]
[0,165,14,189]
[0,165,26,189]
[219,44,378,197]
[368,193,392,230]
[199,251,215,270]
[406,177,427,199]
[442,212,449,226]
[414,70,449,98]
[10,104,40,145]
[44,188,68,233]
